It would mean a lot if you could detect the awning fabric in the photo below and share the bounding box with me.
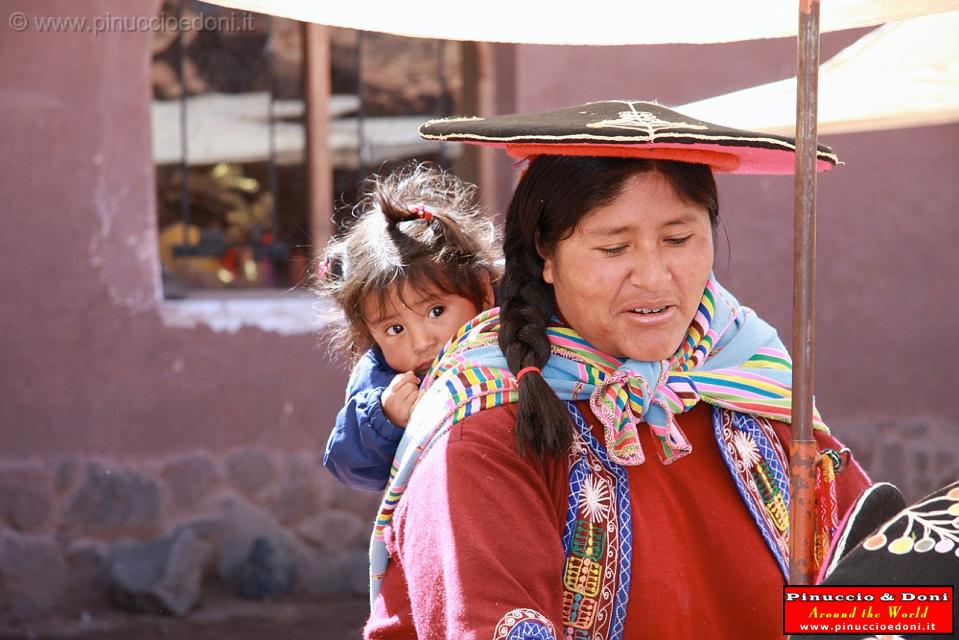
[678,11,959,135]
[201,0,959,45]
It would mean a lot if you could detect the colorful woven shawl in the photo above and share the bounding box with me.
[424,274,825,464]
[369,275,828,601]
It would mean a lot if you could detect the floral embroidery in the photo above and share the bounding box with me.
[714,408,791,578]
[562,403,630,640]
[732,430,761,467]
[862,486,959,556]
[580,475,611,524]
[493,608,556,640]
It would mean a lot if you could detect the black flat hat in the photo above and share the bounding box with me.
[419,100,839,175]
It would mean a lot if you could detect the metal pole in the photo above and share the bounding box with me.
[789,0,821,586]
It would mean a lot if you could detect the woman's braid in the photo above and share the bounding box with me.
[498,192,573,457]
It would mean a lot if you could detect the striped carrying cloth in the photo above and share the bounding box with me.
[369,274,828,601]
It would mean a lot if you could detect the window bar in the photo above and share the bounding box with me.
[357,29,368,178]
[176,0,191,251]
[436,39,450,168]
[265,14,281,262]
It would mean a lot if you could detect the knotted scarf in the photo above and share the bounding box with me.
[422,274,826,465]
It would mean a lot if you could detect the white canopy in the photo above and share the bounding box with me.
[204,0,959,45]
[679,11,959,135]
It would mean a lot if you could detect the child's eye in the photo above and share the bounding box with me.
[428,305,446,319]
[665,235,693,246]
[599,245,627,256]
[385,324,404,336]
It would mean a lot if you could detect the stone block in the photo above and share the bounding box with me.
[226,450,276,499]
[0,531,68,622]
[293,548,370,596]
[0,465,54,532]
[188,493,286,584]
[270,482,320,527]
[56,458,79,494]
[62,542,111,613]
[296,509,368,554]
[63,463,160,536]
[230,536,295,599]
[109,527,213,616]
[161,454,220,511]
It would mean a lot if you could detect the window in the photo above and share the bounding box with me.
[152,1,476,299]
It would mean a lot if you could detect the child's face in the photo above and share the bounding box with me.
[364,282,488,377]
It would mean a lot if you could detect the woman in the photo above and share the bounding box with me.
[364,101,871,639]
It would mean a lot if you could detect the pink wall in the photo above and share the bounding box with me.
[0,0,346,460]
[0,2,374,622]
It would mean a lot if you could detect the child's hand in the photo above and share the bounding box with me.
[381,371,421,428]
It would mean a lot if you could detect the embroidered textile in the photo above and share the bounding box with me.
[563,402,631,640]
[493,608,557,640]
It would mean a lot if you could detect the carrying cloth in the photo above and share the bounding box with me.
[369,275,829,602]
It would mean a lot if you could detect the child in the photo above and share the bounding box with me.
[317,162,500,491]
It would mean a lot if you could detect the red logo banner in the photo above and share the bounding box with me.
[783,585,954,635]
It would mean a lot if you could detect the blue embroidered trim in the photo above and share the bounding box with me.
[711,406,790,578]
[564,402,631,640]
[507,620,556,640]
[563,452,590,550]
[739,411,790,507]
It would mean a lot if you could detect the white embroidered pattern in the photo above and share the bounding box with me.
[732,430,762,468]
[580,474,612,524]
[585,100,707,140]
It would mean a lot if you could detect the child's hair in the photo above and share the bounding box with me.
[316,161,501,362]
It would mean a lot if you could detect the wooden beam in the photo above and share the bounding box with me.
[304,22,333,260]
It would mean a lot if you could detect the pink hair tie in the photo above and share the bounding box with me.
[411,206,433,221]
[316,257,331,279]
[514,366,541,382]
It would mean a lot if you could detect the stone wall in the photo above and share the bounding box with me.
[0,449,377,622]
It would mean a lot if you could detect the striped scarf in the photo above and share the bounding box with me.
[421,274,826,466]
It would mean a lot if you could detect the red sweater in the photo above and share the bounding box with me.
[366,402,870,639]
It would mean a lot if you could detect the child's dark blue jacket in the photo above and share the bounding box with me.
[323,347,404,491]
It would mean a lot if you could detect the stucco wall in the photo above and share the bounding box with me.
[0,0,372,623]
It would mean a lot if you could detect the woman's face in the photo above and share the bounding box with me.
[542,171,714,362]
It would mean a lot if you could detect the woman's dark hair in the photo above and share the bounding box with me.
[499,156,719,457]
[317,162,501,362]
